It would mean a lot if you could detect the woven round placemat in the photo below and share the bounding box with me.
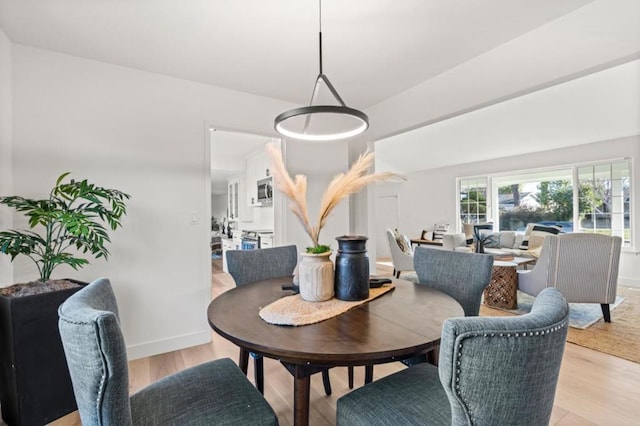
[259,284,395,326]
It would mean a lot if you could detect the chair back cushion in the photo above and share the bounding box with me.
[226,244,298,286]
[439,288,569,425]
[548,233,621,303]
[58,278,132,426]
[414,248,493,316]
[519,223,562,250]
[393,230,413,254]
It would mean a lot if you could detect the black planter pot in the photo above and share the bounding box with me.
[334,236,370,301]
[0,280,86,426]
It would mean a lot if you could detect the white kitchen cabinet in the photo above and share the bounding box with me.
[221,238,235,272]
[246,148,271,206]
[227,174,251,222]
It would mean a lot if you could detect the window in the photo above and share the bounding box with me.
[459,177,488,224]
[458,160,632,247]
[578,161,630,244]
[493,169,573,232]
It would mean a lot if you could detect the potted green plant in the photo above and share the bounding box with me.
[266,145,402,302]
[0,172,130,426]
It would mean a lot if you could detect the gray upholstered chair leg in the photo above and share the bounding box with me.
[601,303,611,322]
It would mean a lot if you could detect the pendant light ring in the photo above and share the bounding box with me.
[274,0,369,141]
[274,105,369,142]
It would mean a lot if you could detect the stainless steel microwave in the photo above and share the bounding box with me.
[257,177,273,204]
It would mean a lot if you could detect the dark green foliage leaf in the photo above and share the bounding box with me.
[0,172,130,281]
[306,244,331,254]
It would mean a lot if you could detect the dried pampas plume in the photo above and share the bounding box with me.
[266,144,405,248]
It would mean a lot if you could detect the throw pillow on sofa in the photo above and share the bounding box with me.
[432,223,450,241]
[421,230,434,241]
[498,231,517,249]
[519,224,562,250]
[476,229,501,248]
[394,230,413,255]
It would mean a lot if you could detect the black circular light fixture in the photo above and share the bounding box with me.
[274,0,369,142]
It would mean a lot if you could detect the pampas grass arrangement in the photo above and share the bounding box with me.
[266,144,404,250]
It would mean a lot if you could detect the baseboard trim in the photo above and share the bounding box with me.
[619,276,640,289]
[126,330,211,361]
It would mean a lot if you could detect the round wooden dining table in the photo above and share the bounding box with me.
[207,276,463,426]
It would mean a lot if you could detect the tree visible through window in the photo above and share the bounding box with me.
[459,160,632,247]
[459,178,488,224]
[578,161,630,243]
[494,169,573,232]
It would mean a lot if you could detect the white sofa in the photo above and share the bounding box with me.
[444,230,536,258]
[482,231,534,257]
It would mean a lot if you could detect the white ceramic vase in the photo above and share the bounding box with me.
[298,251,334,302]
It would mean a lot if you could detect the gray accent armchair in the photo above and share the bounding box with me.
[226,245,337,394]
[337,288,570,426]
[518,233,622,322]
[386,228,414,278]
[58,278,278,426]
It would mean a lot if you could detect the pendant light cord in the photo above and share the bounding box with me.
[274,0,369,141]
[318,0,323,75]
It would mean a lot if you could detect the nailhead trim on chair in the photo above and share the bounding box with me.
[452,319,568,425]
[58,317,108,420]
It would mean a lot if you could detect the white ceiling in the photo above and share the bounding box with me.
[1,0,639,173]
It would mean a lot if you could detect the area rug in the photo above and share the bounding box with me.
[483,291,624,329]
[480,287,640,364]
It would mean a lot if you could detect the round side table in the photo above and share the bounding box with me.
[483,261,518,309]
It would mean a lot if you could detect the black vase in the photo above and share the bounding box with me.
[334,236,370,301]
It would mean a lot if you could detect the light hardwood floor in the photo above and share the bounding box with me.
[48,259,640,426]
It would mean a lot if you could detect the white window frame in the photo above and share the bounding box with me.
[457,177,490,226]
[457,158,633,248]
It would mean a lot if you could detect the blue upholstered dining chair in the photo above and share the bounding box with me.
[411,247,493,367]
[225,244,338,394]
[58,278,278,426]
[337,287,570,426]
[364,247,494,382]
[414,247,493,317]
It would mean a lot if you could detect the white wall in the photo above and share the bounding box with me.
[211,193,227,222]
[0,28,12,286]
[348,139,379,273]
[11,45,297,359]
[376,136,640,287]
[282,140,350,256]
